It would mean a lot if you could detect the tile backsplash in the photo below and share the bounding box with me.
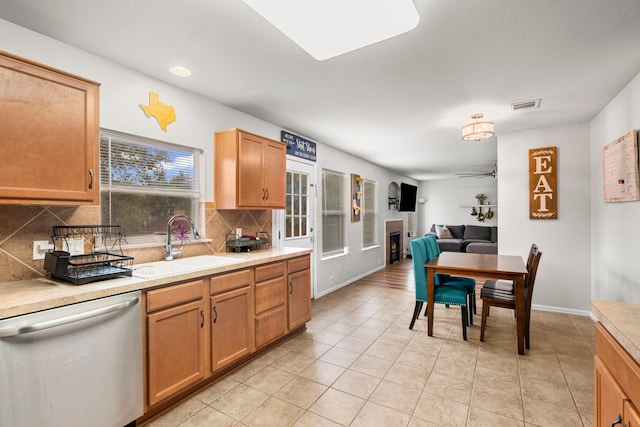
[0,203,271,283]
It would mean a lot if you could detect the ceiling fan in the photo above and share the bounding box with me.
[456,165,498,179]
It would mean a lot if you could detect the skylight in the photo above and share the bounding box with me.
[241,0,420,60]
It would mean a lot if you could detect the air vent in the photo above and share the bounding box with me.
[511,99,541,111]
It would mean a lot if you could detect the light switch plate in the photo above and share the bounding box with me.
[64,238,84,256]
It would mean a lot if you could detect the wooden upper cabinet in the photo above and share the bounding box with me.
[0,51,100,205]
[214,128,286,209]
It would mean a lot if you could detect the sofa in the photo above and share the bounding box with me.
[426,224,498,254]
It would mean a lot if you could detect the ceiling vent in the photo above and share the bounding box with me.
[511,99,541,111]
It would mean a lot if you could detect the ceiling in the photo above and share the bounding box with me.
[2,0,640,180]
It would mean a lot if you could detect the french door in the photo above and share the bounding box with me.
[275,159,316,298]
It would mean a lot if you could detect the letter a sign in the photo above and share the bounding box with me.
[529,147,557,219]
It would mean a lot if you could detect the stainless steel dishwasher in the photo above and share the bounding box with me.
[0,291,143,427]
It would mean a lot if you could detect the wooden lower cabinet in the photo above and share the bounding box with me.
[146,280,207,407]
[254,261,287,349]
[142,255,311,418]
[595,322,640,427]
[210,268,254,372]
[287,255,311,330]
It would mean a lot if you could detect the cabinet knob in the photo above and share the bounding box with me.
[612,415,622,426]
[289,280,293,295]
[213,306,218,324]
[200,310,204,328]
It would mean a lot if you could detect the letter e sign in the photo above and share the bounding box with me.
[529,147,557,219]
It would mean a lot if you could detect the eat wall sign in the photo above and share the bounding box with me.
[529,146,558,219]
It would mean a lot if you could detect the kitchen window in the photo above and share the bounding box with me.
[321,169,345,257]
[99,129,203,245]
[362,179,378,248]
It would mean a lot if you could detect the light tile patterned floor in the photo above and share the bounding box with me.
[144,268,595,427]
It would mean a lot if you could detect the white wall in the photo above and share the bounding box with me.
[498,124,591,313]
[314,143,416,297]
[0,18,417,299]
[420,178,498,234]
[590,72,640,303]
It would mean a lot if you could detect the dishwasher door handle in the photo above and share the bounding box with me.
[0,296,139,338]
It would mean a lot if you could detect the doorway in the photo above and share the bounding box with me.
[275,158,317,298]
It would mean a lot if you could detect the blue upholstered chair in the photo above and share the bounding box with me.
[423,235,477,323]
[409,237,469,340]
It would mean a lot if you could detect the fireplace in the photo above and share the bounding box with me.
[389,231,401,264]
[385,220,403,266]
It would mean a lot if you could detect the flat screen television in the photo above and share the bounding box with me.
[398,183,417,212]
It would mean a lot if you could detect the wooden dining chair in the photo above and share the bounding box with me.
[409,237,470,340]
[479,245,542,349]
[483,243,537,294]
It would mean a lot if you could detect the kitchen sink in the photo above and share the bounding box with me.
[175,255,244,268]
[132,255,244,278]
[132,262,195,278]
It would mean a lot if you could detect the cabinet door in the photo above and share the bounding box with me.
[288,269,311,330]
[147,299,206,406]
[625,401,640,427]
[595,355,626,427]
[211,286,254,372]
[238,132,267,207]
[0,52,98,204]
[262,139,286,208]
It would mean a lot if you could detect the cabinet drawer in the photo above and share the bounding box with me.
[255,306,286,348]
[255,277,286,314]
[288,255,310,274]
[210,269,251,295]
[147,280,203,313]
[255,261,285,283]
[596,322,640,406]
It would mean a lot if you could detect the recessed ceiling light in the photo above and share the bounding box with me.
[241,0,420,61]
[169,66,192,77]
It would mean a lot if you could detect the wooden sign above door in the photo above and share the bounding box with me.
[529,146,558,219]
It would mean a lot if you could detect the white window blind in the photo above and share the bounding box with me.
[100,130,201,197]
[321,169,345,256]
[362,179,378,247]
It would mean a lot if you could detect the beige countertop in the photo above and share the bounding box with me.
[592,300,640,365]
[0,247,311,320]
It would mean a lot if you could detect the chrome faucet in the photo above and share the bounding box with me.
[166,215,201,261]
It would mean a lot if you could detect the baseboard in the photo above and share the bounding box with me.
[531,303,592,317]
[315,265,386,299]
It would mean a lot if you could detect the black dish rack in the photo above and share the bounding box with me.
[225,231,270,252]
[44,225,133,285]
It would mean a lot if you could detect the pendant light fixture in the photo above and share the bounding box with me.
[461,114,494,141]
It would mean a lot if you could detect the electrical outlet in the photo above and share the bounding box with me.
[33,240,54,260]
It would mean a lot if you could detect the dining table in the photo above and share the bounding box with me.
[424,252,529,354]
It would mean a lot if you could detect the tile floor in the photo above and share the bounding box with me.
[144,271,595,427]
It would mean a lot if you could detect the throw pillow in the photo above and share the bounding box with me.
[435,225,452,239]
